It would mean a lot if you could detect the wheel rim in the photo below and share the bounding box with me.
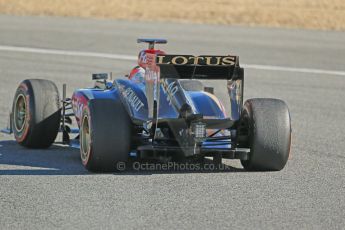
[14,94,27,132]
[80,115,91,164]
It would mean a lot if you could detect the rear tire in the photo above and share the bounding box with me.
[80,99,132,172]
[12,79,61,148]
[239,98,291,171]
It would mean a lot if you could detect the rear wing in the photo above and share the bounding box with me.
[156,55,242,80]
[144,53,244,121]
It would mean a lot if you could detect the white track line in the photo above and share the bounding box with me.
[1,45,345,76]
[242,64,345,76]
[0,45,136,61]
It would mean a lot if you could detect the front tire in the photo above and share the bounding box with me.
[239,98,291,171]
[80,99,132,172]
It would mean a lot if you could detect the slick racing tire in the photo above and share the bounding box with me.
[80,99,132,172]
[239,98,291,171]
[12,79,61,148]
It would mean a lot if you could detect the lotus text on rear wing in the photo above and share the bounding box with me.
[156,55,238,66]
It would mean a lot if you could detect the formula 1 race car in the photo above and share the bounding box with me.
[1,39,291,172]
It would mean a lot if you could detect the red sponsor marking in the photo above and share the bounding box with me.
[72,92,89,126]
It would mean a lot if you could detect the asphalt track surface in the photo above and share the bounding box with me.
[0,15,344,229]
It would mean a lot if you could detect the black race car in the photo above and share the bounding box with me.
[1,39,291,172]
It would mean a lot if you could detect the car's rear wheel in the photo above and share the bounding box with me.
[239,98,291,171]
[80,99,132,172]
[12,79,61,148]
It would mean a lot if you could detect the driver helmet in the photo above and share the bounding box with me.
[129,66,145,83]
